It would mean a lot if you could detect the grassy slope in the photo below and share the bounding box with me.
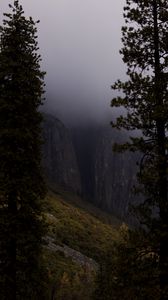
[43,190,122,299]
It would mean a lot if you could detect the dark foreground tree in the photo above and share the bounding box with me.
[0,1,47,299]
[94,225,159,300]
[111,0,168,299]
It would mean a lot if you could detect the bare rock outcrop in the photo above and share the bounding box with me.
[42,114,81,194]
[44,236,98,272]
[94,128,139,219]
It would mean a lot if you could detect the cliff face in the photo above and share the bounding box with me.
[71,125,140,219]
[71,126,99,200]
[42,114,140,220]
[93,128,139,218]
[42,114,81,194]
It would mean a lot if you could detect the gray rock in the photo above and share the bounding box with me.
[71,125,140,220]
[94,127,139,219]
[44,236,98,271]
[42,114,140,221]
[42,114,81,194]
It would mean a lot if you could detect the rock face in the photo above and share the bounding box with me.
[71,125,140,219]
[94,128,139,219]
[42,114,81,194]
[71,126,99,200]
[42,114,140,220]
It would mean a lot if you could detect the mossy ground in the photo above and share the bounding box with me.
[42,190,122,299]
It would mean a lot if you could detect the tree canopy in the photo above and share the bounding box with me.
[111,0,168,299]
[0,1,47,299]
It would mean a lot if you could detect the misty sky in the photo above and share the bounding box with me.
[0,0,126,126]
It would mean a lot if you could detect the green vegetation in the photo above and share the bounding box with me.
[45,191,120,259]
[1,0,167,298]
[43,248,95,300]
[45,191,160,299]
[94,227,160,300]
[0,1,46,299]
[42,190,121,299]
[111,0,168,298]
[42,191,160,299]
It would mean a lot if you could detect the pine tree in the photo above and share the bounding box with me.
[111,0,168,299]
[0,1,47,299]
[93,226,159,300]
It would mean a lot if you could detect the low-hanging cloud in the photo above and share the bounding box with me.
[0,0,126,126]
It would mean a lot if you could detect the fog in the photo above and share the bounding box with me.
[0,0,126,126]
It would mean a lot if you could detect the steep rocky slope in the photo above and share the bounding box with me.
[42,113,140,220]
[42,114,81,194]
[94,127,139,218]
[43,190,121,300]
[71,125,99,199]
[71,125,140,219]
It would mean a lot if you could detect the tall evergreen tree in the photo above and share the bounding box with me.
[111,0,168,299]
[94,227,159,300]
[0,1,47,299]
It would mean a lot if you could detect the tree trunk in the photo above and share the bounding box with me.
[5,192,17,300]
[153,1,168,299]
